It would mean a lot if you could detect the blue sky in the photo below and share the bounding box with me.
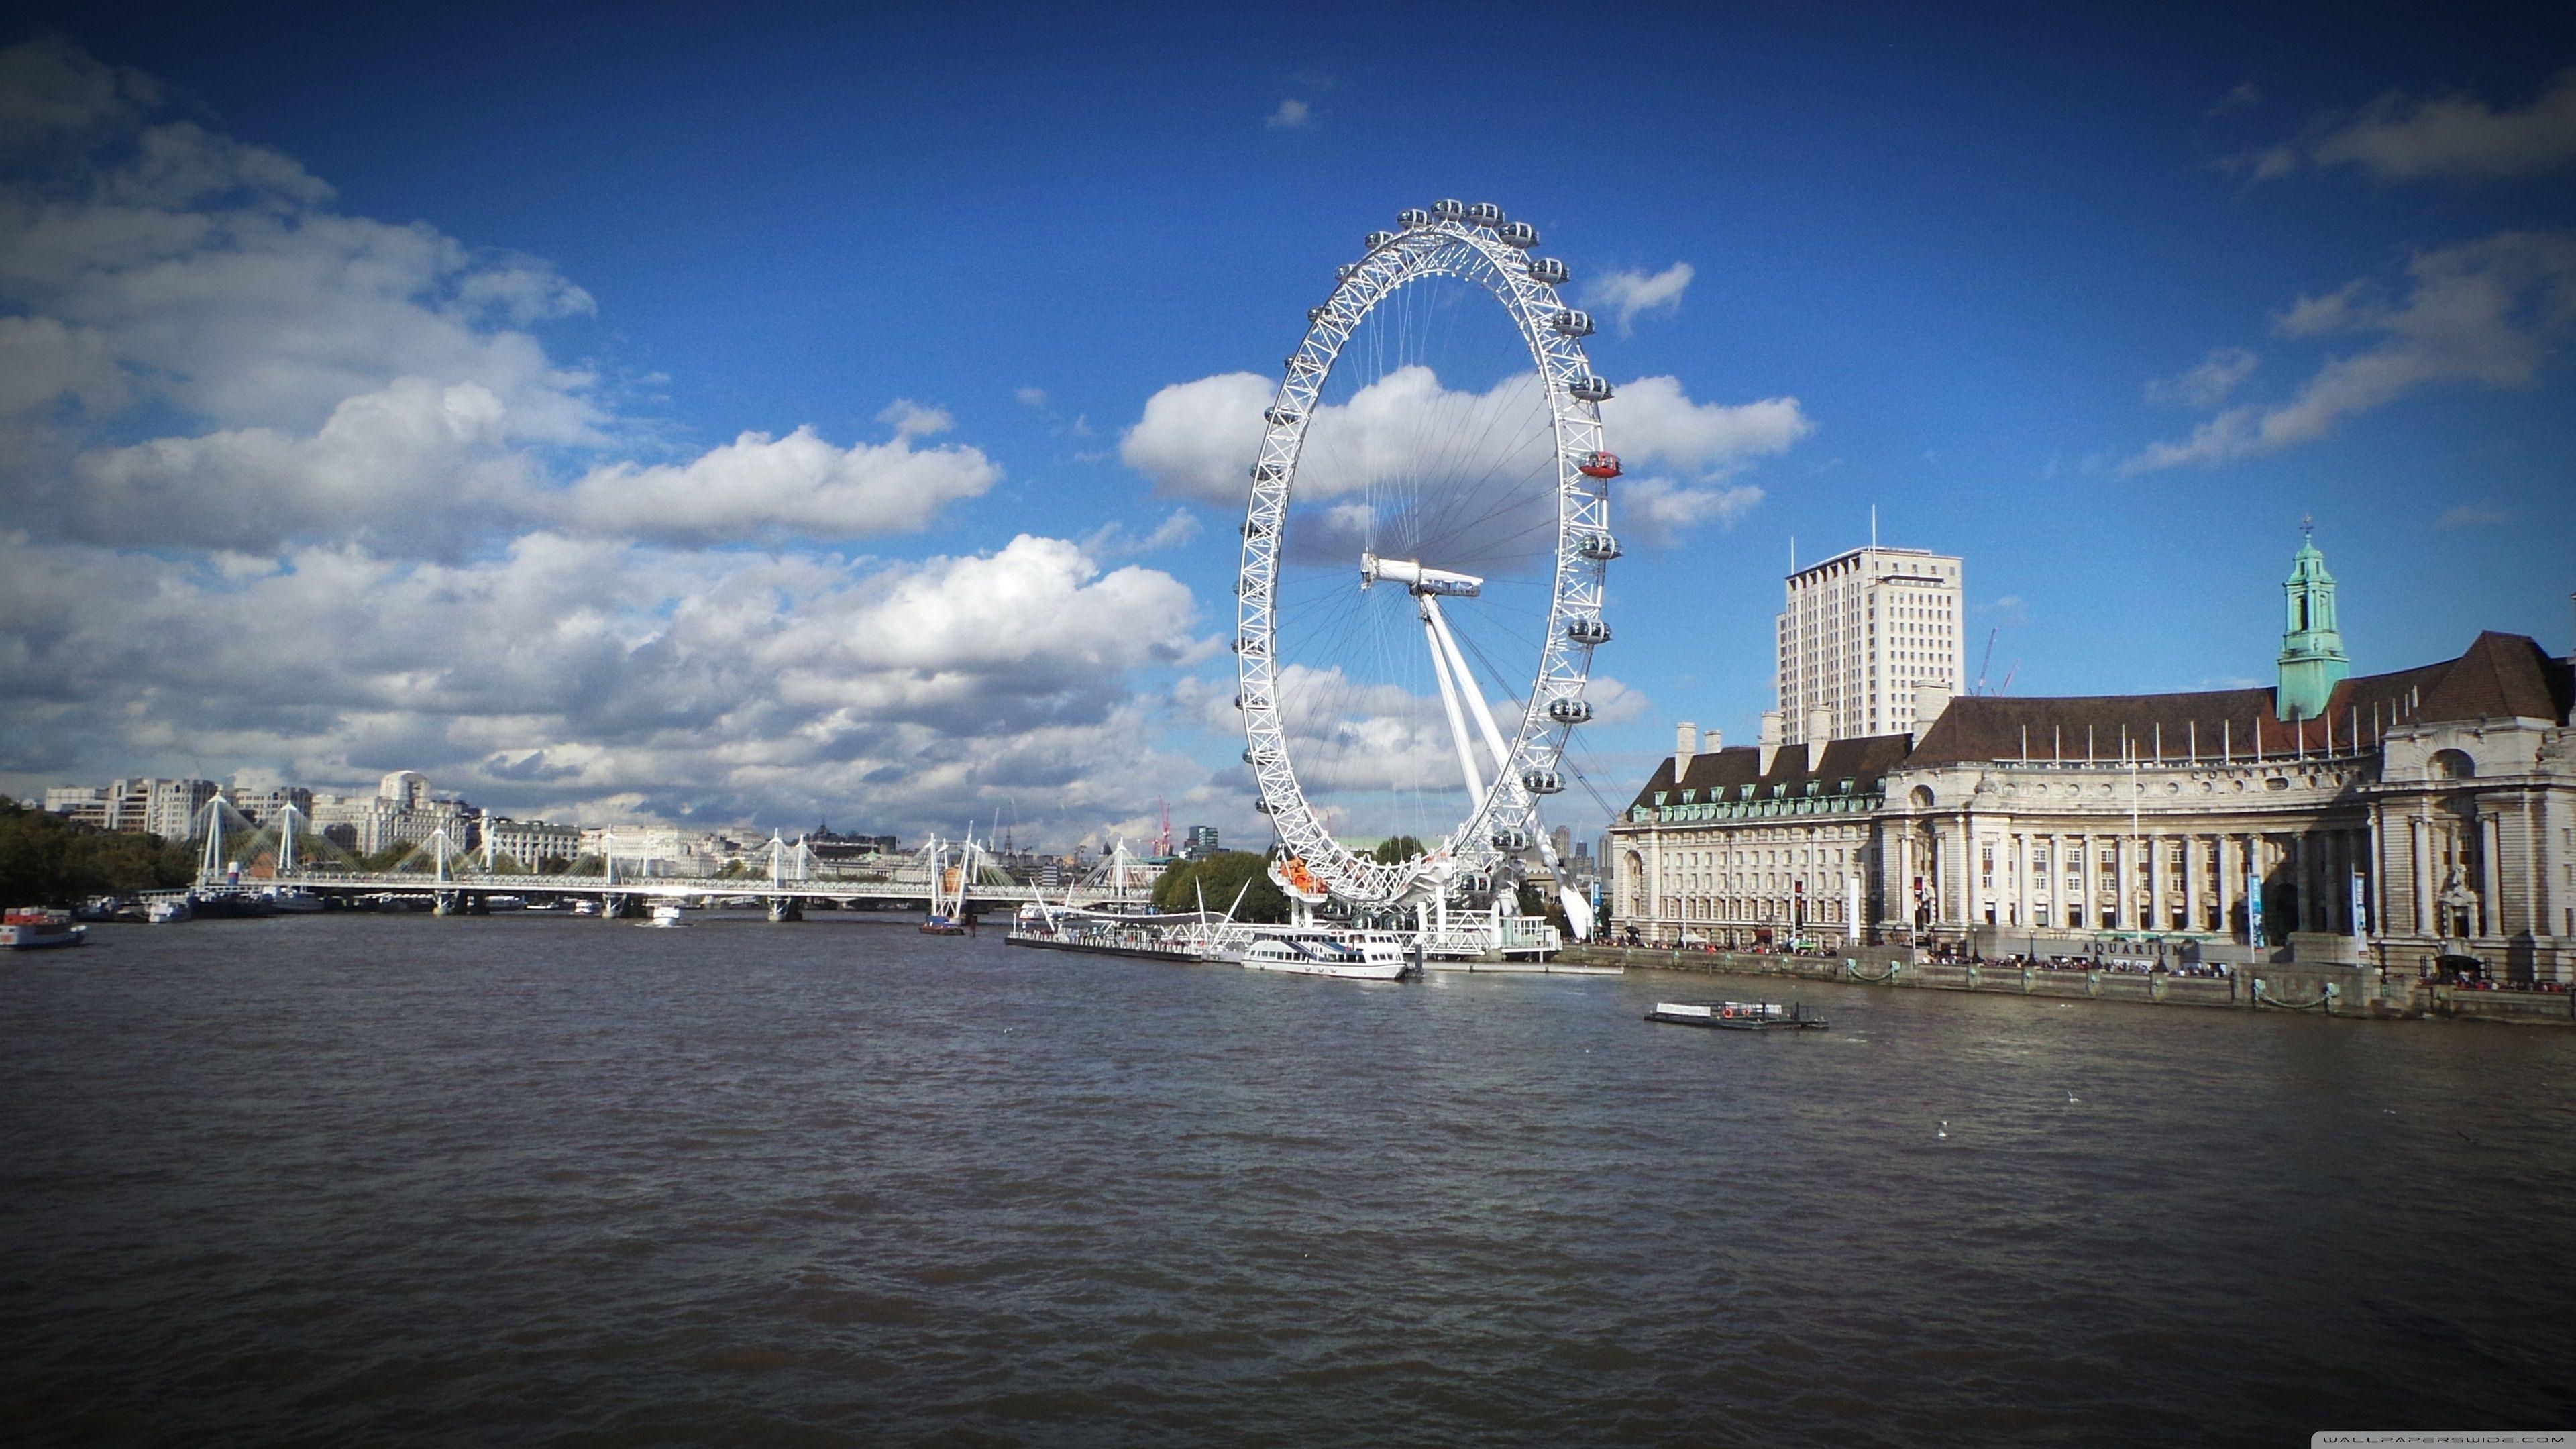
[2,2,2570,847]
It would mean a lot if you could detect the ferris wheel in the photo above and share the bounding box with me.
[1234,199,1619,911]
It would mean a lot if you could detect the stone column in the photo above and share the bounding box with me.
[2411,813,2433,938]
[2218,834,2237,938]
[2114,834,2133,931]
[2149,833,2167,932]
[2481,810,2504,940]
[2015,832,2032,932]
[2184,835,2202,933]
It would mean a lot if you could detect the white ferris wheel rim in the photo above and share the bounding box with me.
[1233,207,1615,908]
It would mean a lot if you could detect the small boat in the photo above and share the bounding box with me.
[191,892,277,919]
[262,888,326,914]
[484,895,526,911]
[641,902,686,928]
[1241,933,1410,980]
[2,907,88,950]
[570,899,600,918]
[146,896,193,924]
[920,914,967,936]
[1646,1000,1829,1030]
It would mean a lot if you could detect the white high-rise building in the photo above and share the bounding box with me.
[1776,545,1964,744]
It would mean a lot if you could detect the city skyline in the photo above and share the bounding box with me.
[1,5,2571,849]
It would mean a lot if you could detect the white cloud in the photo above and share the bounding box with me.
[1618,477,1766,545]
[1582,262,1694,335]
[1080,509,1201,561]
[1120,370,1273,502]
[1014,386,1049,407]
[557,427,1000,545]
[1265,98,1313,131]
[1125,366,1811,521]
[0,315,126,415]
[0,530,1205,837]
[2143,347,2258,408]
[875,398,953,437]
[2124,231,2576,472]
[0,38,1166,838]
[1601,376,1813,473]
[2277,68,2576,181]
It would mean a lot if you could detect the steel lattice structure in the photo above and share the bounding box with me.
[1234,202,1616,907]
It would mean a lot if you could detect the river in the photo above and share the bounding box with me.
[4,912,2571,1445]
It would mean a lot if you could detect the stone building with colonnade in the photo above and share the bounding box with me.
[1607,533,2576,983]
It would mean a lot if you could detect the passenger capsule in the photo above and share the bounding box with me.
[1307,306,1328,323]
[1335,263,1356,281]
[1365,230,1395,251]
[1577,451,1621,478]
[1527,257,1569,285]
[1254,798,1273,814]
[1548,698,1594,724]
[1466,202,1504,226]
[1551,309,1595,337]
[1577,531,1623,561]
[1242,749,1259,764]
[1569,375,1612,402]
[1491,827,1530,851]
[1522,770,1564,795]
[1251,462,1285,482]
[1495,221,1538,249]
[1397,207,1432,229]
[1432,198,1466,220]
[1566,617,1611,645]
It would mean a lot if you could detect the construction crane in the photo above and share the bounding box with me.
[1152,797,1173,859]
[1974,627,1998,696]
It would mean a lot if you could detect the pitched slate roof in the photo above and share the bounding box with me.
[1623,633,2572,804]
[1906,631,2569,767]
[1627,733,1914,810]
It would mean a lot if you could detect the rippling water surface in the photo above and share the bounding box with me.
[5,914,2573,1446]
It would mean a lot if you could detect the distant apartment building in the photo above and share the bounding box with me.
[1183,825,1221,859]
[481,816,581,868]
[311,770,472,854]
[1777,545,1964,744]
[97,777,219,839]
[580,824,731,876]
[42,786,109,830]
[223,784,314,826]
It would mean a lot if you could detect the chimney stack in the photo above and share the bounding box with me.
[1758,710,1784,775]
[1702,728,1723,753]
[1674,720,1697,779]
[1913,685,1953,739]
[1807,707,1831,771]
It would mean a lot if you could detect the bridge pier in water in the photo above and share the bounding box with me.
[768,896,803,923]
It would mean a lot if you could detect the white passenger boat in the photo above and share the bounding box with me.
[643,902,686,928]
[146,896,193,924]
[2,908,87,950]
[1240,932,1412,980]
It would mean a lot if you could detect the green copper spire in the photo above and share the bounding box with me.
[2276,517,2347,720]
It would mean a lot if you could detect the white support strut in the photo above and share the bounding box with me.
[1421,592,1514,776]
[1421,600,1487,810]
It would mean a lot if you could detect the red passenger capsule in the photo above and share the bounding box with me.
[1578,451,1621,478]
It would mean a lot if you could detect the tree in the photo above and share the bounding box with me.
[1150,849,1289,922]
[1372,836,1426,864]
[0,800,186,904]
